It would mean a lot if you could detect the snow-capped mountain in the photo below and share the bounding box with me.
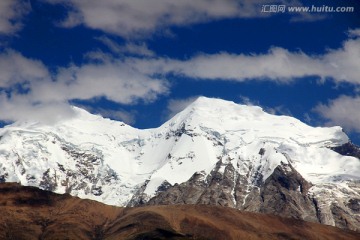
[0,97,359,231]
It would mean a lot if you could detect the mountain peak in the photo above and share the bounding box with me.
[166,96,263,126]
[183,96,262,114]
[163,97,348,148]
[189,96,238,107]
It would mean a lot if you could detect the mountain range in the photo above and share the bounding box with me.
[0,97,359,232]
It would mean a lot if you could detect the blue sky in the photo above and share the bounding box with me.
[0,0,360,144]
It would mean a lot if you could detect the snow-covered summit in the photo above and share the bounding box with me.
[163,96,348,147]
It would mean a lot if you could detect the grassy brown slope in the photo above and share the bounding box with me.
[0,183,359,240]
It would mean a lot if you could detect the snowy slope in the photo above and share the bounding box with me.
[0,96,359,208]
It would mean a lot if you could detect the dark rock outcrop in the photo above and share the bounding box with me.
[331,142,360,159]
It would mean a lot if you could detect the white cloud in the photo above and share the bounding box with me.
[303,113,312,124]
[0,50,49,87]
[130,32,360,84]
[348,28,360,38]
[166,96,199,119]
[0,94,76,124]
[0,50,74,124]
[45,0,307,38]
[0,0,30,35]
[95,109,136,125]
[96,36,155,57]
[76,104,136,125]
[56,8,83,28]
[1,28,359,124]
[265,105,293,116]
[239,95,292,116]
[33,59,168,104]
[239,95,259,106]
[0,50,169,124]
[314,95,360,133]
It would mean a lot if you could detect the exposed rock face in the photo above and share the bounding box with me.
[255,163,317,222]
[331,142,360,159]
[130,159,360,232]
[244,164,317,222]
